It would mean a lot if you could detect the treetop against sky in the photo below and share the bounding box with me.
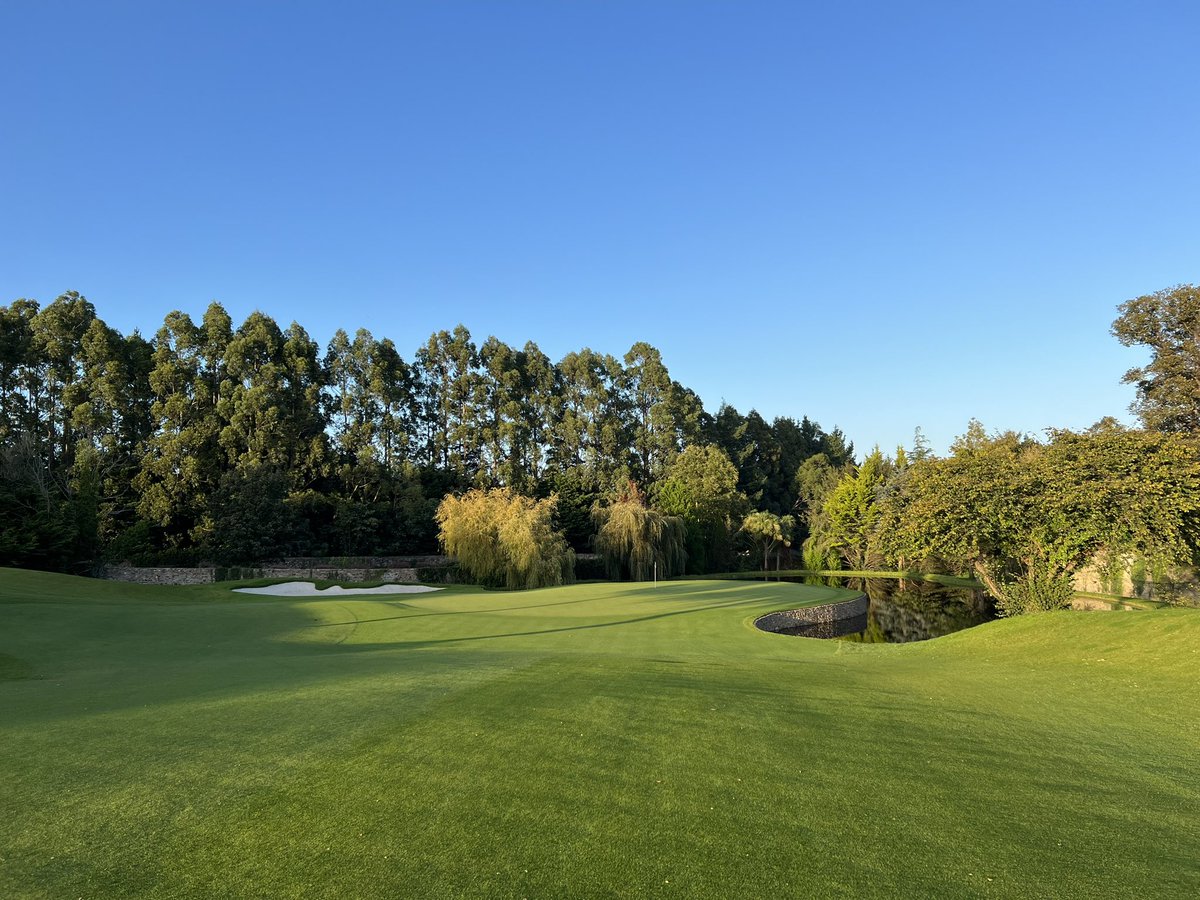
[3,1,1197,453]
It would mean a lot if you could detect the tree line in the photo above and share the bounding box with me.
[796,423,1200,614]
[8,284,1198,613]
[791,283,1200,614]
[0,291,852,571]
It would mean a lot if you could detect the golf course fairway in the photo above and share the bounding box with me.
[1,568,1197,898]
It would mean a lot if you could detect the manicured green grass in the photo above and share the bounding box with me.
[1,568,1197,898]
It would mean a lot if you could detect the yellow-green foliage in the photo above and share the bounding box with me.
[593,482,686,580]
[436,488,575,589]
[822,448,885,570]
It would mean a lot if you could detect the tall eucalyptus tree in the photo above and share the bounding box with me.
[415,325,482,477]
[137,310,224,543]
[0,299,39,444]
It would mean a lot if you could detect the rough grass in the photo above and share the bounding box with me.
[1,568,1197,898]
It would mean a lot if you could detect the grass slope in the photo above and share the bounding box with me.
[1,568,1197,899]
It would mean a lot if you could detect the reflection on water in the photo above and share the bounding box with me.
[759,576,995,643]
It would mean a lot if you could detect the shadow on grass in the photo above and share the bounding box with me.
[301,579,815,632]
[318,592,781,652]
[305,592,607,629]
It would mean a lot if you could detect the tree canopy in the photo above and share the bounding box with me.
[593,481,687,581]
[654,445,747,573]
[12,286,1199,614]
[740,511,795,572]
[874,426,1200,614]
[1112,283,1200,432]
[1,293,848,571]
[436,488,574,590]
[820,448,887,570]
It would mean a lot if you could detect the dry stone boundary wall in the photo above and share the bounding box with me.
[101,566,218,585]
[101,557,452,586]
[100,554,604,587]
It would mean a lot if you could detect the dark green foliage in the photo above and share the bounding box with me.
[550,348,629,484]
[541,467,603,552]
[1,294,848,570]
[102,519,159,565]
[572,554,608,580]
[0,300,39,443]
[205,466,305,565]
[794,452,843,548]
[328,499,382,556]
[708,404,853,517]
[0,442,75,570]
[653,445,747,574]
[136,306,229,545]
[1112,283,1200,432]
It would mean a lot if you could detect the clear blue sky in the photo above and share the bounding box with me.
[3,1,1198,456]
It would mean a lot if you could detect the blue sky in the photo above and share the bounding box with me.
[3,1,1198,456]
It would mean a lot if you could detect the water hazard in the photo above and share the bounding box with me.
[753,575,996,643]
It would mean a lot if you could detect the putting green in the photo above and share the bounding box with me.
[1,568,1197,898]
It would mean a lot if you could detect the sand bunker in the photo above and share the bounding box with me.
[233,582,443,597]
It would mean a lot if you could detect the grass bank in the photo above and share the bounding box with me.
[1,568,1197,898]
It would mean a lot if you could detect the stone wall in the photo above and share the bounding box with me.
[1073,557,1200,605]
[754,593,869,634]
[100,558,458,586]
[270,556,450,569]
[101,566,217,585]
[231,566,424,584]
[101,553,597,587]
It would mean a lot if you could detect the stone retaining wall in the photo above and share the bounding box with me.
[1073,558,1200,604]
[270,556,449,569]
[101,566,218,585]
[238,566,423,584]
[100,563,453,586]
[101,553,599,587]
[754,593,869,634]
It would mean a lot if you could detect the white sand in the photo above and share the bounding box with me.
[233,582,443,597]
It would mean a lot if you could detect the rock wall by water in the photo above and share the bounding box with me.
[754,594,869,633]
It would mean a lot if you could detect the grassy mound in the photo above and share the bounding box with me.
[1,568,1197,898]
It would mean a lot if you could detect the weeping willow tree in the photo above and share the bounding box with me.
[592,481,687,581]
[436,487,575,589]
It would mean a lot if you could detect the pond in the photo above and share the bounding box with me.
[750,575,996,643]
